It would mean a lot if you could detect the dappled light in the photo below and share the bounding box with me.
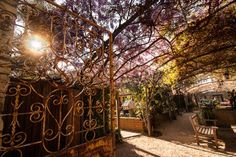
[117,113,236,157]
[0,0,235,157]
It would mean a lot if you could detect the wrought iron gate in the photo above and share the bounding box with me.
[0,0,114,157]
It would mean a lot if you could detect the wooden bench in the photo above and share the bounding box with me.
[190,114,218,148]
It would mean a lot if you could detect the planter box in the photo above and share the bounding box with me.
[213,109,236,127]
[56,135,113,157]
[116,117,144,132]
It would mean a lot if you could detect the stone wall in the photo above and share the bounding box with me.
[0,0,18,134]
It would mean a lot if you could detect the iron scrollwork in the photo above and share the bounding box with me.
[0,0,113,157]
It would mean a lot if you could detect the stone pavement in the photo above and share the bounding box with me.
[117,113,236,157]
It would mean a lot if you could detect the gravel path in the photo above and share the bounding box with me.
[117,113,236,157]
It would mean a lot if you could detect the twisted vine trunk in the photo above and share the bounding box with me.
[145,87,152,136]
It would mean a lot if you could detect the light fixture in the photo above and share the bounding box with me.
[24,34,49,56]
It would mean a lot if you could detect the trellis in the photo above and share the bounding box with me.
[0,0,114,157]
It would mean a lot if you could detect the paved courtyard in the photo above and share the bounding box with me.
[117,113,236,157]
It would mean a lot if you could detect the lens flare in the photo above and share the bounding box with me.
[25,35,48,55]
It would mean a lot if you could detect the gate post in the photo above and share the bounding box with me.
[0,0,19,134]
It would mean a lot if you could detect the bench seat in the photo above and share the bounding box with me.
[190,114,218,148]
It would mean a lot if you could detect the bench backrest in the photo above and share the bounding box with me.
[190,114,200,132]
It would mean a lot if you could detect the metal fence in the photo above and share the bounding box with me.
[0,0,114,156]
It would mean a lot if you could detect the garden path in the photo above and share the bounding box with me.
[117,112,236,157]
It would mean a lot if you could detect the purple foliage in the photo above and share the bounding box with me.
[60,0,232,80]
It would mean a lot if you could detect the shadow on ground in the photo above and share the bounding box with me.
[218,128,236,153]
[118,112,236,157]
[157,113,236,156]
[116,142,160,157]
